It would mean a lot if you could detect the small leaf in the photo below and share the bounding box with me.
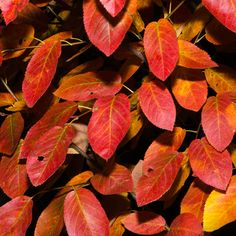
[144,19,179,81]
[64,188,109,236]
[0,93,15,107]
[122,211,166,235]
[27,125,75,186]
[54,71,122,101]
[99,0,126,17]
[23,40,61,107]
[0,196,33,236]
[88,94,131,160]
[188,137,232,190]
[178,39,217,69]
[110,215,127,236]
[0,112,24,155]
[139,79,176,131]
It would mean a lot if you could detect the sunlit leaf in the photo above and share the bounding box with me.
[64,188,109,236]
[144,19,179,81]
[188,137,232,190]
[88,94,131,160]
[99,0,126,17]
[0,93,15,107]
[110,215,127,236]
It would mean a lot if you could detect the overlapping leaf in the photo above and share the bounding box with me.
[171,67,208,111]
[0,196,33,236]
[83,0,137,56]
[54,71,122,101]
[23,40,61,107]
[188,137,232,190]
[27,125,75,186]
[138,79,176,130]
[122,211,166,235]
[64,188,109,236]
[144,19,179,81]
[88,94,130,160]
[100,0,126,17]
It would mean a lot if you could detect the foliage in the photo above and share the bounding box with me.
[0,0,236,235]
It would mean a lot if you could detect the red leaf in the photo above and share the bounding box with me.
[202,94,235,151]
[178,39,217,69]
[0,141,29,198]
[0,0,29,25]
[88,94,131,160]
[138,79,176,131]
[54,71,122,101]
[21,101,77,159]
[136,151,182,206]
[0,196,33,236]
[0,112,24,155]
[91,163,133,194]
[23,40,61,107]
[171,67,208,111]
[167,213,202,236]
[27,125,75,186]
[83,0,137,56]
[144,19,179,81]
[202,0,236,33]
[122,211,166,235]
[99,0,126,17]
[188,137,232,190]
[64,188,109,236]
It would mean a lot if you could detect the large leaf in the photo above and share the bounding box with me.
[83,0,137,56]
[167,213,202,236]
[88,94,130,160]
[202,0,236,33]
[91,163,133,194]
[54,71,122,101]
[0,141,29,198]
[138,79,176,131]
[136,151,182,206]
[0,112,24,155]
[203,175,236,231]
[178,39,217,69]
[21,101,77,159]
[0,0,29,24]
[27,125,75,186]
[201,94,235,151]
[188,137,232,190]
[143,19,179,81]
[0,196,33,236]
[23,40,61,107]
[99,0,126,17]
[171,67,208,111]
[122,211,166,235]
[64,188,109,236]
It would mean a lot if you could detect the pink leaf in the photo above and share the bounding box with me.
[99,0,126,17]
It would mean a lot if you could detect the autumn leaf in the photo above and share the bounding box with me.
[0,93,15,107]
[144,19,179,81]
[99,0,126,17]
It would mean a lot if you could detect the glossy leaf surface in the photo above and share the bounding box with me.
[99,0,125,17]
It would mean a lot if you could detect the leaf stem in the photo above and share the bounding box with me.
[47,5,63,22]
[166,0,187,19]
[123,84,134,94]
[0,77,19,101]
[185,129,198,134]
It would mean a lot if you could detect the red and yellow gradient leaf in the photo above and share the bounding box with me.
[139,79,176,131]
[88,94,131,160]
[0,0,29,25]
[178,39,217,69]
[188,137,232,190]
[21,101,77,159]
[122,211,166,235]
[83,0,137,56]
[202,0,236,33]
[0,196,33,236]
[181,179,212,222]
[136,151,183,206]
[99,0,126,17]
[0,93,15,107]
[167,213,202,236]
[0,112,24,155]
[202,94,235,151]
[64,188,109,236]
[144,19,179,81]
[171,67,208,111]
[203,175,236,231]
[91,163,133,195]
[23,40,61,107]
[27,125,75,186]
[54,71,122,101]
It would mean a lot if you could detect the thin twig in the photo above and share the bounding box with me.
[166,0,187,19]
[0,77,19,101]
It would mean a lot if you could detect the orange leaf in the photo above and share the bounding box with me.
[0,93,15,107]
